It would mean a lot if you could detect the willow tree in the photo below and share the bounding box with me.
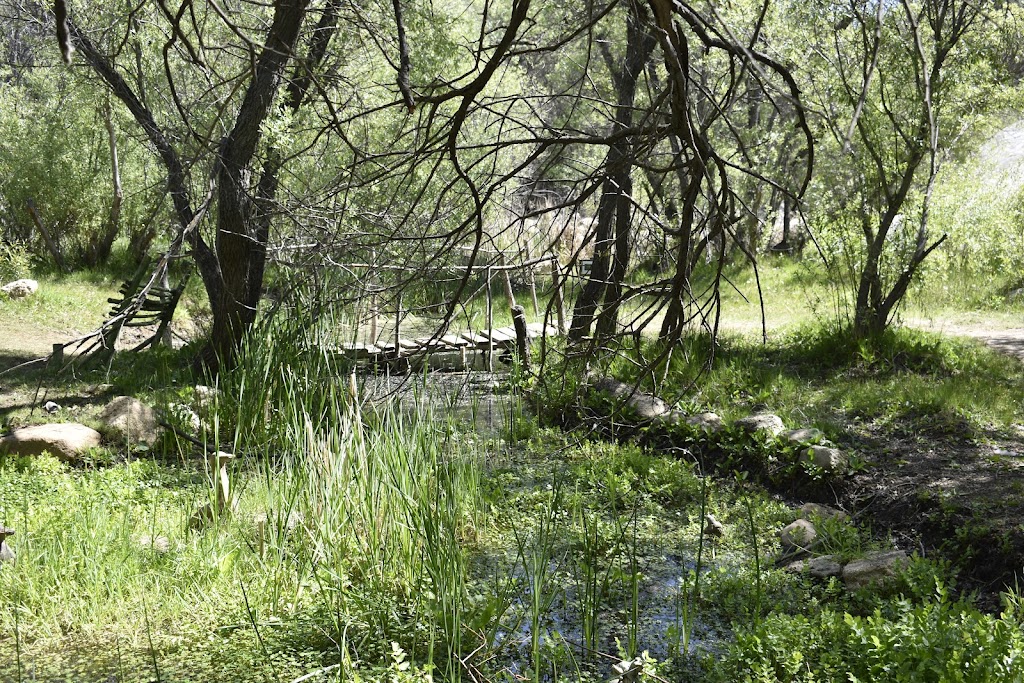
[796,0,984,336]
[61,0,340,367]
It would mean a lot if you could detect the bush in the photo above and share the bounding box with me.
[0,239,32,282]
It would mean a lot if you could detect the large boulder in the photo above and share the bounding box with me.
[842,550,909,588]
[686,412,724,434]
[0,423,102,461]
[589,377,671,421]
[734,413,786,437]
[1,279,38,299]
[97,396,162,445]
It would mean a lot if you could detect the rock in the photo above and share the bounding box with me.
[253,510,304,533]
[785,554,843,579]
[654,409,686,427]
[803,445,847,474]
[589,377,671,421]
[98,396,162,445]
[1,278,38,298]
[0,526,14,563]
[138,534,171,553]
[592,377,631,398]
[0,423,103,461]
[842,550,909,588]
[193,385,220,411]
[611,657,645,683]
[799,502,849,522]
[735,413,786,437]
[686,412,723,433]
[87,383,115,396]
[779,519,817,551]
[629,393,671,420]
[168,402,203,434]
[784,428,823,444]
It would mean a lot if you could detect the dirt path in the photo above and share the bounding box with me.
[904,316,1024,362]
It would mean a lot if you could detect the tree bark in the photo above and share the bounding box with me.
[570,6,655,342]
[88,100,122,266]
[211,0,312,364]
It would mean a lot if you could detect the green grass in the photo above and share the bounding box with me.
[591,323,1024,439]
[4,259,1024,681]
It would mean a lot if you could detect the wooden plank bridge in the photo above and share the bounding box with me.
[335,322,560,369]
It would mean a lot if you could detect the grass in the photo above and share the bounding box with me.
[588,322,1024,440]
[3,260,1024,681]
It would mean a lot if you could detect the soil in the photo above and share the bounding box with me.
[835,416,1024,609]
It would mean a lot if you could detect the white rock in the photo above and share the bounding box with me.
[785,554,843,579]
[779,519,817,551]
[686,412,723,433]
[1,279,38,298]
[168,402,203,433]
[193,385,220,412]
[803,445,848,474]
[842,550,909,588]
[735,413,786,437]
[138,534,171,553]
[98,396,162,445]
[589,377,670,420]
[0,423,103,461]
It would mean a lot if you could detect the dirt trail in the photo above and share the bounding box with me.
[904,316,1024,362]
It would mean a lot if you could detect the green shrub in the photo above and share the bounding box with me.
[716,584,1024,682]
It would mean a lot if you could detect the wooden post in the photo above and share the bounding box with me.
[50,343,64,370]
[159,267,173,347]
[394,292,403,357]
[368,250,378,345]
[369,300,379,345]
[524,239,540,317]
[486,266,494,372]
[499,252,516,309]
[551,258,566,335]
[511,304,531,373]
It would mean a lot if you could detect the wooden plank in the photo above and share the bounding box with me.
[398,338,420,350]
[338,342,381,359]
[525,322,559,337]
[440,334,471,348]
[413,337,446,351]
[460,332,490,346]
[485,327,516,344]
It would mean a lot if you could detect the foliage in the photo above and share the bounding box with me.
[717,584,1024,682]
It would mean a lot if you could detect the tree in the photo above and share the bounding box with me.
[65,0,336,367]
[797,0,983,336]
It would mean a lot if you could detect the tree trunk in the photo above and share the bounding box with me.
[211,0,311,364]
[88,100,122,267]
[572,8,655,342]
